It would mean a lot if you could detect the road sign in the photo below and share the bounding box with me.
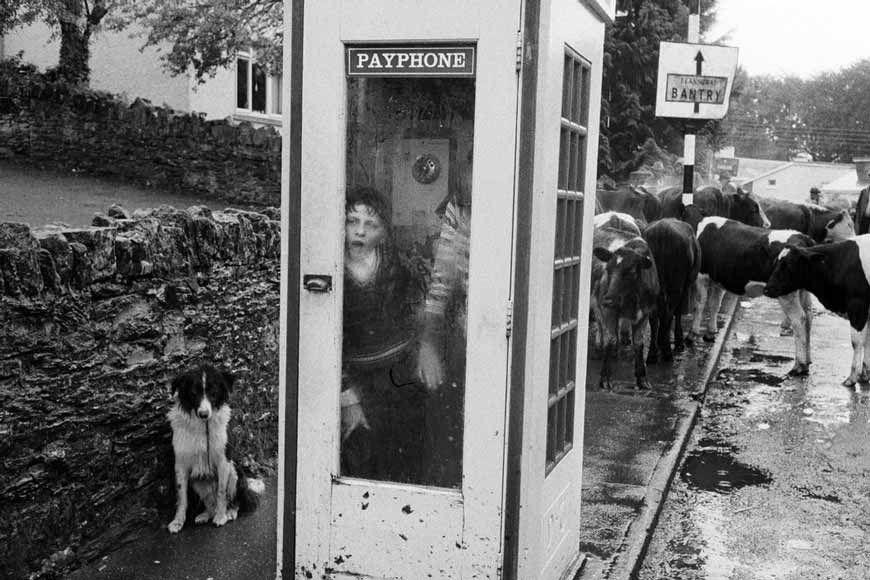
[655,42,738,119]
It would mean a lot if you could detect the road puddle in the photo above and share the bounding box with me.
[680,449,772,493]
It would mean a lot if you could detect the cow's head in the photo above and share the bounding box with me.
[763,245,821,298]
[824,210,855,243]
[731,188,771,228]
[592,242,655,344]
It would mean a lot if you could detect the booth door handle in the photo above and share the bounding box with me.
[303,274,333,293]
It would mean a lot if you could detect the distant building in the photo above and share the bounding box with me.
[821,158,870,208]
[1,22,282,126]
[717,154,854,205]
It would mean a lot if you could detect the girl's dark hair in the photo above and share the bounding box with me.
[346,186,391,229]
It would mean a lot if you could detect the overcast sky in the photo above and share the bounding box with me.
[708,0,870,78]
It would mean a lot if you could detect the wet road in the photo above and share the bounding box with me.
[638,296,870,579]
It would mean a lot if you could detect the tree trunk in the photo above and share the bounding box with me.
[58,21,91,86]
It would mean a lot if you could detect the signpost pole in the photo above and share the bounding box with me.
[682,0,701,206]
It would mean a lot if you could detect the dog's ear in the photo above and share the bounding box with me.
[221,370,236,393]
[171,372,188,395]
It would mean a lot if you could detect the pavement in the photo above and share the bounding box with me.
[68,476,278,580]
[578,294,739,580]
[67,300,739,580]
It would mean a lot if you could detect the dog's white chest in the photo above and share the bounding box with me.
[169,406,230,479]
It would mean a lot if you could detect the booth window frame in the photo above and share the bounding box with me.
[546,46,591,475]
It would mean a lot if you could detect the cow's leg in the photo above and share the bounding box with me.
[688,275,710,343]
[778,293,810,375]
[597,308,618,390]
[673,302,686,353]
[634,319,651,389]
[703,283,727,341]
[800,290,813,364]
[647,309,661,364]
[860,322,870,384]
[844,325,864,388]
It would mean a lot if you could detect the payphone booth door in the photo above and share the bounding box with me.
[294,2,521,579]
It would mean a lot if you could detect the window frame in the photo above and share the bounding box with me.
[546,47,591,475]
[235,49,283,123]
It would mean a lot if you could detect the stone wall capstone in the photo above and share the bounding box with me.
[0,57,282,207]
[0,204,281,579]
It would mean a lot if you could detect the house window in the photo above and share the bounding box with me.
[236,51,282,118]
[768,179,777,186]
[546,48,590,475]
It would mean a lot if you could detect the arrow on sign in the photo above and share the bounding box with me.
[694,51,704,112]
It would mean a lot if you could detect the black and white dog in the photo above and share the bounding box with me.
[167,364,265,533]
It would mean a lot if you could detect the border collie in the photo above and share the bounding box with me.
[167,364,265,533]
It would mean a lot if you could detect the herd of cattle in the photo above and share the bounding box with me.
[590,183,870,390]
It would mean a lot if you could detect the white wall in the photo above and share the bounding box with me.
[751,163,854,203]
[3,21,236,120]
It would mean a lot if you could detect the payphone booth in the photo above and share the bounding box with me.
[281,0,613,578]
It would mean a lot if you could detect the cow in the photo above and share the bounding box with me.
[596,185,662,225]
[760,197,855,243]
[691,217,816,375]
[807,204,855,242]
[643,218,701,363]
[591,221,660,390]
[764,235,870,388]
[593,210,642,236]
[659,185,771,230]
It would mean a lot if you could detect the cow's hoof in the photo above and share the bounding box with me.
[703,333,716,343]
[168,519,184,534]
[779,327,794,337]
[842,376,858,388]
[635,379,651,390]
[787,363,810,376]
[598,380,613,390]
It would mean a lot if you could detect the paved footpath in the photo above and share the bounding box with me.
[578,295,738,579]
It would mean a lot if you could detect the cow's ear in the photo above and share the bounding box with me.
[593,247,613,262]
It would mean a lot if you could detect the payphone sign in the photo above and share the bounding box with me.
[347,45,475,77]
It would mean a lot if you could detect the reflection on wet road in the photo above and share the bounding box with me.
[639,296,870,580]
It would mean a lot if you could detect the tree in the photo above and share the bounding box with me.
[0,0,112,85]
[110,1,282,82]
[600,0,722,179]
[722,60,870,162]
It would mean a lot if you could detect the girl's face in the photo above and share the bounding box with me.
[345,203,386,253]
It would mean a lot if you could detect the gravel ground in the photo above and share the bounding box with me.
[0,160,266,228]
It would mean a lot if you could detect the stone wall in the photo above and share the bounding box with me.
[0,57,281,207]
[0,204,281,579]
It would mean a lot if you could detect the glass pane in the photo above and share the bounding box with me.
[252,62,267,112]
[236,58,249,109]
[342,74,475,488]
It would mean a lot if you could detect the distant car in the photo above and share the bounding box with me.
[791,152,813,162]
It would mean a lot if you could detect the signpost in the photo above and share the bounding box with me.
[654,1,738,205]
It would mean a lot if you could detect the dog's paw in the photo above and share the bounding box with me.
[168,519,184,533]
[195,511,212,525]
[213,513,230,527]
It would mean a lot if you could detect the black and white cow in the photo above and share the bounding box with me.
[643,218,701,363]
[761,197,854,243]
[596,185,662,225]
[764,234,870,388]
[692,217,816,375]
[659,185,771,230]
[591,221,660,390]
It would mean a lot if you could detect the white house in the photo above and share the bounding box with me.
[1,21,282,126]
